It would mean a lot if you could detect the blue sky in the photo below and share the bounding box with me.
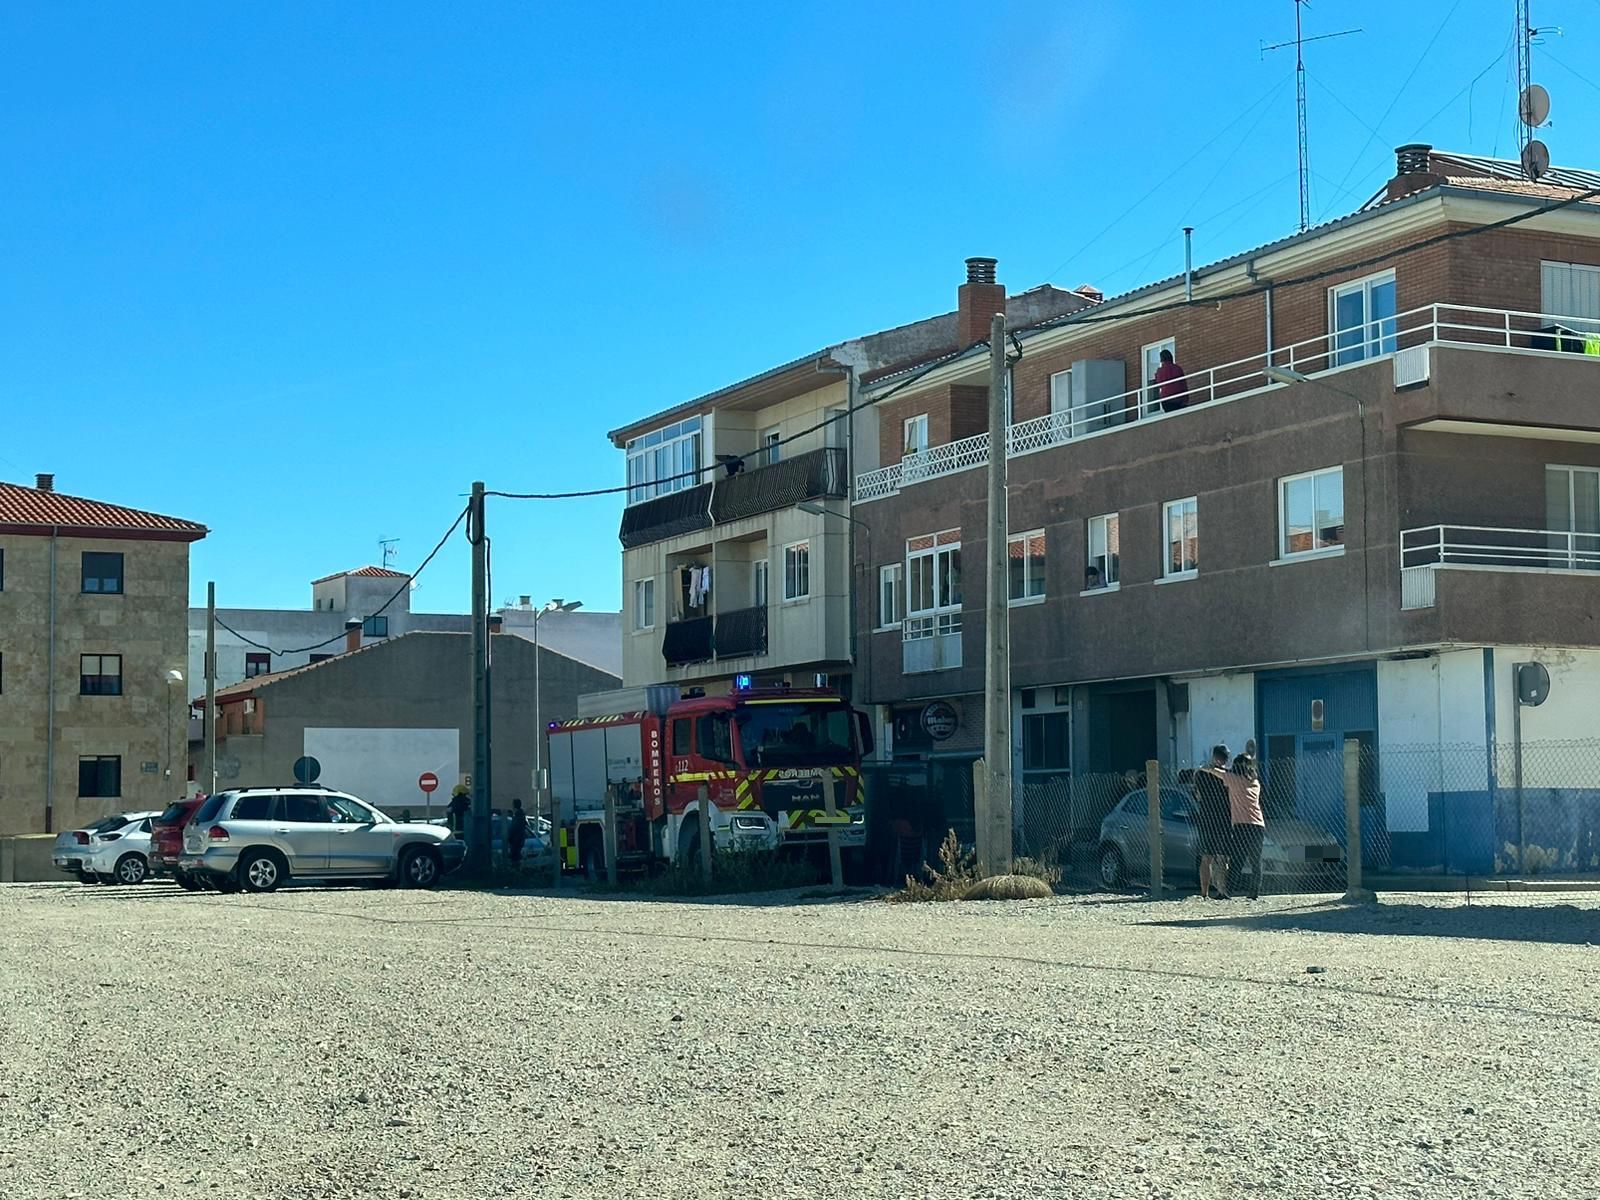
[5,1,1597,616]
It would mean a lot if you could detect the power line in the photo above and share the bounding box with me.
[213,503,470,656]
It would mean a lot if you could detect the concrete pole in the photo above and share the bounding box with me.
[1145,759,1163,898]
[824,771,843,889]
[1342,737,1374,901]
[603,783,618,887]
[204,581,217,796]
[469,482,492,874]
[981,311,1013,877]
[697,784,713,886]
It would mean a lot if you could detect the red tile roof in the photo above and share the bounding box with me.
[311,565,409,584]
[0,480,207,542]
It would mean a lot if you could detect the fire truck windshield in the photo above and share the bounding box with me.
[734,703,855,767]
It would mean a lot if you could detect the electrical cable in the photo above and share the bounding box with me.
[212,503,470,656]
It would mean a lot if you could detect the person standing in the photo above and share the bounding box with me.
[507,797,528,867]
[447,787,470,839]
[1226,754,1266,900]
[1193,744,1232,899]
[1153,348,1191,413]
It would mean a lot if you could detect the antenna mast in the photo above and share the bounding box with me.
[1262,2,1360,232]
[379,537,399,570]
[1516,0,1532,163]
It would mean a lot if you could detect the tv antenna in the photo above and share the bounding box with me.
[1262,1,1361,232]
[1515,0,1551,180]
[378,537,400,570]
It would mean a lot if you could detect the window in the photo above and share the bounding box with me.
[362,615,388,638]
[625,415,703,504]
[1049,369,1072,416]
[244,652,271,678]
[905,529,962,639]
[328,796,376,824]
[1329,271,1397,366]
[78,756,121,798]
[696,713,735,764]
[878,563,903,629]
[671,718,692,756]
[753,559,769,607]
[1141,338,1176,415]
[1022,711,1070,776]
[81,551,123,594]
[633,578,656,630]
[80,654,123,696]
[1279,466,1345,558]
[761,427,782,467]
[903,414,929,457]
[309,653,333,663]
[783,540,811,601]
[278,794,329,823]
[825,407,848,450]
[233,794,274,820]
[1007,530,1047,603]
[1546,465,1600,569]
[1163,498,1199,578]
[1086,513,1120,589]
[1540,261,1600,331]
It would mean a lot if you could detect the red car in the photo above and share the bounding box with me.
[150,797,207,889]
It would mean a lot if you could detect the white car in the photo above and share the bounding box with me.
[52,812,159,885]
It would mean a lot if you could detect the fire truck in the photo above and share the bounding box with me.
[546,683,872,876]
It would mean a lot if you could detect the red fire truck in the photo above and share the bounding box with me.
[547,684,872,876]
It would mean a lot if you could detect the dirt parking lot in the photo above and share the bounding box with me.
[1,882,1597,1200]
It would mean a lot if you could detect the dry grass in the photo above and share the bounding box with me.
[962,874,1054,901]
[890,830,980,903]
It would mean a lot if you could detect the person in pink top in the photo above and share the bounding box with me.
[1225,754,1266,900]
[1153,348,1190,413]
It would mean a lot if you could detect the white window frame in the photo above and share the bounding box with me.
[624,416,703,505]
[903,414,929,457]
[782,540,811,602]
[877,563,902,630]
[1140,338,1176,417]
[1161,497,1199,581]
[1277,466,1346,561]
[761,427,782,467]
[904,529,962,640]
[1007,530,1047,605]
[1328,270,1397,366]
[1085,513,1120,592]
[632,578,656,631]
[1049,368,1072,415]
[753,559,769,607]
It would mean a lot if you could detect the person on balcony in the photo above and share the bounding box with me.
[1154,348,1190,413]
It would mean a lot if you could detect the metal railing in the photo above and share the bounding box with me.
[1400,524,1600,609]
[857,302,1600,502]
[712,605,768,660]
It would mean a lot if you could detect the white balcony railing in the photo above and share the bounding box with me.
[1400,524,1600,610]
[856,302,1600,503]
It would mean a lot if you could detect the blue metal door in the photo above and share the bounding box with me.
[1296,734,1344,842]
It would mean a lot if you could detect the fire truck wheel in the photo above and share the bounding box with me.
[582,837,604,883]
[676,817,702,870]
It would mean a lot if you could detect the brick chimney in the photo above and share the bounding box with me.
[1386,143,1443,202]
[488,614,504,634]
[344,619,362,653]
[957,257,1005,347]
[35,473,53,492]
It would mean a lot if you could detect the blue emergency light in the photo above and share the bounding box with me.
[734,674,753,690]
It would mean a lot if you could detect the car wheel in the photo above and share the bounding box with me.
[239,850,286,894]
[399,846,442,889]
[112,853,148,886]
[1098,844,1126,889]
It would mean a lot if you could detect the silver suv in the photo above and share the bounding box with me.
[178,787,465,893]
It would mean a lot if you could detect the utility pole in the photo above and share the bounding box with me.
[981,311,1013,877]
[468,482,492,874]
[204,581,217,795]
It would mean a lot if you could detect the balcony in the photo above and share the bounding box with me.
[855,302,1600,503]
[903,613,962,673]
[622,447,848,548]
[662,615,714,666]
[1400,525,1600,610]
[713,605,768,659]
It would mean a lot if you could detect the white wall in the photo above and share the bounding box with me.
[1492,646,1600,788]
[302,727,460,820]
[1184,674,1255,766]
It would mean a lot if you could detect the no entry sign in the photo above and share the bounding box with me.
[418,771,440,794]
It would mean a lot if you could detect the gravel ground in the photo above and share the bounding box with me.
[2,882,1598,1200]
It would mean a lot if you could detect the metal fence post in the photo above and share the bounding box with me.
[1145,759,1162,899]
[697,783,713,886]
[1343,738,1374,901]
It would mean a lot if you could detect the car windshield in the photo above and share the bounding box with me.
[734,703,854,767]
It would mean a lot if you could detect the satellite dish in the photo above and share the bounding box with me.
[1522,139,1551,182]
[1518,83,1551,128]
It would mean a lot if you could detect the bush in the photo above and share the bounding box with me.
[1009,854,1063,887]
[891,830,980,902]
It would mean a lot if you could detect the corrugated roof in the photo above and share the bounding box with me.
[311,565,410,584]
[0,480,206,540]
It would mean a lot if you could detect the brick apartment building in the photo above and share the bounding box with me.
[852,145,1600,871]
[0,475,206,835]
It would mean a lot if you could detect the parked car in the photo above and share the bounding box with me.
[1096,787,1345,892]
[177,786,466,893]
[51,812,159,885]
[149,797,208,890]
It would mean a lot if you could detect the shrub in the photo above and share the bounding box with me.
[891,830,980,902]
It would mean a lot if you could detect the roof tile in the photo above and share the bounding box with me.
[0,481,206,540]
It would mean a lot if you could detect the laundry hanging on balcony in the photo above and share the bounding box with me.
[680,563,712,613]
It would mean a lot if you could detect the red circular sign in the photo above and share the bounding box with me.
[418,772,439,794]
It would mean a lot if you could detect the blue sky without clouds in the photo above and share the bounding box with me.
[5,1,1597,615]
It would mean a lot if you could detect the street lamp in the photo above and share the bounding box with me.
[163,669,184,789]
[1261,364,1311,385]
[533,598,582,883]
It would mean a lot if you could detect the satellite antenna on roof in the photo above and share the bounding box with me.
[379,537,399,570]
[1515,1,1551,180]
[1261,1,1361,233]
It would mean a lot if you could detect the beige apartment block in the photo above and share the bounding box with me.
[0,476,205,835]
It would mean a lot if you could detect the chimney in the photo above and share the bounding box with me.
[957,257,1005,347]
[35,473,54,492]
[488,614,504,634]
[344,619,362,653]
[1386,143,1442,202]
[1073,284,1104,304]
[518,595,531,608]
